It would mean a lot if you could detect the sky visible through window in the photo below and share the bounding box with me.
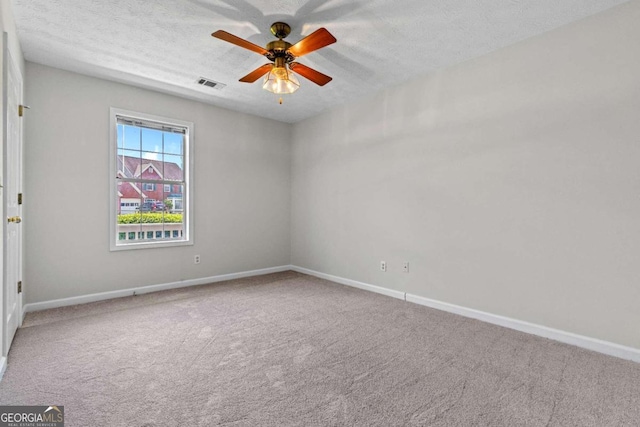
[117,124,184,171]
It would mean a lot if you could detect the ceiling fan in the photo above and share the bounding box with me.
[212,22,336,98]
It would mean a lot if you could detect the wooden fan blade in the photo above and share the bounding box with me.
[289,62,332,86]
[212,30,269,56]
[288,28,336,57]
[239,64,273,83]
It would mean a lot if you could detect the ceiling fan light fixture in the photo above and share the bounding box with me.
[262,64,300,94]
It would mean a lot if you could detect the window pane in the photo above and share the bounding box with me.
[161,185,169,214]
[117,124,124,149]
[164,133,183,155]
[117,150,141,177]
[119,188,184,242]
[117,208,185,242]
[117,189,142,215]
[164,210,184,240]
[122,125,141,150]
[116,206,142,243]
[141,161,163,181]
[141,128,163,155]
[166,183,183,213]
[163,154,184,181]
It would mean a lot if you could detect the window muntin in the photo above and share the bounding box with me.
[110,108,193,250]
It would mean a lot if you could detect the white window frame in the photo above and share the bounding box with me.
[109,107,194,251]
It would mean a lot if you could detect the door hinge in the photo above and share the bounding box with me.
[18,193,22,205]
[17,281,22,293]
[18,105,30,117]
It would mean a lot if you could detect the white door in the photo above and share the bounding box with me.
[3,33,23,356]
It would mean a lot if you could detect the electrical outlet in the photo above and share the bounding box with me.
[402,262,409,273]
[194,255,201,264]
[380,261,387,272]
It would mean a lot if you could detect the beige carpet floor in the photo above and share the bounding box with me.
[1,271,639,426]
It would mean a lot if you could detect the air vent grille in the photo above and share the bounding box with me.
[196,77,225,90]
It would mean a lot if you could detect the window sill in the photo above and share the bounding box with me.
[110,239,194,251]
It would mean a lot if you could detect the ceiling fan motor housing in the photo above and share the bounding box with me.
[266,39,294,62]
[270,22,291,39]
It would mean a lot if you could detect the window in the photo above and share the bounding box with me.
[110,108,193,250]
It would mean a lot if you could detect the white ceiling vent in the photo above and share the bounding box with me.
[196,77,225,90]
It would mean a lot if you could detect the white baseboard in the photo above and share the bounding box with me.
[23,265,292,314]
[290,266,406,300]
[405,293,640,364]
[290,265,640,364]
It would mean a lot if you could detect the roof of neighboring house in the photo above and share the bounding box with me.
[118,181,146,199]
[117,155,183,181]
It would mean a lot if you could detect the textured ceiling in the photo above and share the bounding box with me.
[12,0,629,123]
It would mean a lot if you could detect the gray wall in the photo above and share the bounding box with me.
[291,1,640,349]
[24,63,291,303]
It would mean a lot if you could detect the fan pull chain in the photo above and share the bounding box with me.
[279,97,283,105]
